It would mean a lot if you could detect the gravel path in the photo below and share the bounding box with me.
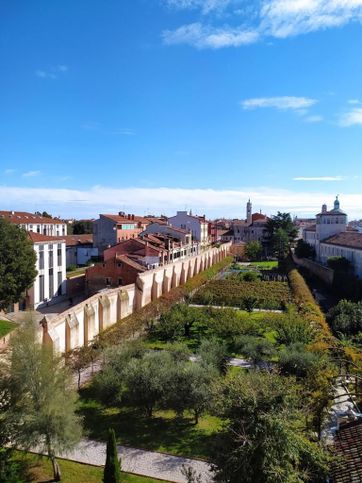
[34,439,213,483]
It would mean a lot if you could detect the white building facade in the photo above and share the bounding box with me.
[168,211,210,248]
[0,211,67,236]
[303,197,362,278]
[28,233,67,308]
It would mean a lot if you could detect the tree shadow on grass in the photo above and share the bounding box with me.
[78,386,217,460]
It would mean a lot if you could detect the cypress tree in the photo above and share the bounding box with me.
[103,428,121,483]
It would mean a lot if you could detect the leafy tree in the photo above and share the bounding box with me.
[212,371,329,483]
[198,337,229,374]
[0,448,21,483]
[156,304,202,340]
[181,466,202,483]
[245,241,263,261]
[183,363,214,424]
[35,211,52,218]
[327,256,351,272]
[72,220,93,235]
[233,335,275,365]
[4,316,82,481]
[275,309,314,345]
[103,428,121,483]
[266,212,298,259]
[122,350,171,416]
[279,343,325,378]
[327,299,362,336]
[294,239,315,260]
[0,219,37,310]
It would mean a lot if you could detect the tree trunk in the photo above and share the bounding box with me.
[77,369,81,390]
[46,435,61,481]
[51,454,61,481]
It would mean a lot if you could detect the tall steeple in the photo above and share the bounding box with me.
[334,195,340,211]
[246,199,252,225]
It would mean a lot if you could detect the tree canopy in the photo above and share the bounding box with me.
[2,316,82,481]
[212,371,329,483]
[245,241,263,261]
[266,212,298,259]
[0,219,37,310]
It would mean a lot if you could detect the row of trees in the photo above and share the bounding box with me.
[93,337,330,482]
[94,340,227,422]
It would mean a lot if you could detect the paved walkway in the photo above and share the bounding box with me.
[189,304,282,313]
[33,439,213,483]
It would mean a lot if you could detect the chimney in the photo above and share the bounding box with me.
[119,211,125,217]
[132,214,135,220]
[128,214,131,220]
[322,204,327,213]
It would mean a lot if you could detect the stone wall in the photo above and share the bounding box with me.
[293,254,335,285]
[41,243,231,353]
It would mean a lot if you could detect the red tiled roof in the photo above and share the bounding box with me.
[115,254,147,272]
[252,213,267,222]
[331,419,362,482]
[27,232,65,243]
[64,234,93,246]
[0,211,64,225]
[101,214,150,225]
[323,232,362,250]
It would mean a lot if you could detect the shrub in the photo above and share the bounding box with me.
[327,256,351,272]
[233,335,275,364]
[327,299,362,336]
[279,343,324,378]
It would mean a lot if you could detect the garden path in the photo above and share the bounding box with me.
[32,439,213,483]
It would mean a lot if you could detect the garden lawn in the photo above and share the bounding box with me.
[12,451,162,483]
[78,386,222,460]
[0,319,17,337]
[193,279,292,310]
[248,261,278,270]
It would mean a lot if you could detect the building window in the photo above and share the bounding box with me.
[39,275,45,302]
[49,246,53,269]
[57,271,63,295]
[49,269,53,298]
[57,244,62,266]
[105,277,111,286]
[39,245,44,270]
[37,225,40,233]
[118,278,123,286]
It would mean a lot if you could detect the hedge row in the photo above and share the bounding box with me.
[285,258,332,343]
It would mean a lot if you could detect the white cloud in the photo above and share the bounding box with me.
[1,184,361,218]
[339,107,362,126]
[162,0,362,48]
[241,96,317,111]
[112,128,136,136]
[348,99,361,105]
[163,22,259,48]
[35,65,68,79]
[164,0,232,14]
[261,0,362,39]
[22,170,41,178]
[293,176,344,181]
[303,114,324,123]
[4,168,16,174]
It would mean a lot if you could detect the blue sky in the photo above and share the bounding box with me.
[1,0,362,219]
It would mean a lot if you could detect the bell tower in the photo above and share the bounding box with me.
[246,199,252,225]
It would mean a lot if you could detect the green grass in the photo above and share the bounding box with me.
[78,386,222,460]
[13,451,164,483]
[248,261,278,270]
[0,319,17,337]
[66,267,87,278]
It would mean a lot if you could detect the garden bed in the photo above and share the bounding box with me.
[192,279,292,310]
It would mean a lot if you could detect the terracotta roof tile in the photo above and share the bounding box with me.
[331,419,362,482]
[0,211,64,225]
[64,234,93,246]
[323,232,362,250]
[27,232,65,243]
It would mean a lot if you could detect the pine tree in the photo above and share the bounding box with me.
[103,428,121,483]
